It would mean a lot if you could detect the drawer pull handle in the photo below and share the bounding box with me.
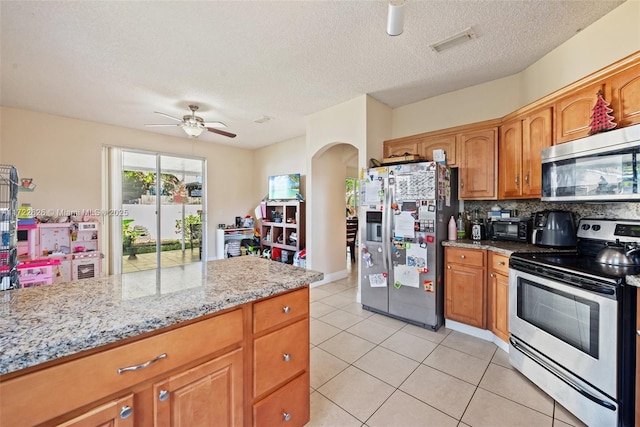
[497,261,505,266]
[120,405,133,419]
[283,412,292,422]
[117,353,167,374]
[283,353,291,362]
[158,389,170,402]
[282,306,291,314]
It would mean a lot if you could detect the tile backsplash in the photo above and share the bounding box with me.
[463,200,640,221]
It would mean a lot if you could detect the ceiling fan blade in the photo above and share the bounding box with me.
[145,123,181,127]
[154,111,183,122]
[203,121,227,129]
[207,128,236,138]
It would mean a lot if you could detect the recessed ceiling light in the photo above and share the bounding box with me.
[429,27,477,53]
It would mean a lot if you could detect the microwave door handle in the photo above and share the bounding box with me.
[509,338,616,412]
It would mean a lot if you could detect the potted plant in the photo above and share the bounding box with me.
[123,219,144,260]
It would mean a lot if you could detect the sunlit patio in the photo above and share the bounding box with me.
[122,248,202,273]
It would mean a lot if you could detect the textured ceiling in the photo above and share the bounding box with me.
[0,1,624,149]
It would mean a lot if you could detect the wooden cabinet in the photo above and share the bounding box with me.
[252,288,310,427]
[261,201,305,260]
[56,394,134,427]
[153,349,244,426]
[499,107,552,199]
[609,62,640,129]
[0,287,311,427]
[383,139,419,158]
[458,127,498,200]
[488,252,509,343]
[555,82,605,144]
[418,134,457,167]
[444,247,487,328]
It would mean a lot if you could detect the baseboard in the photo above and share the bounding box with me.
[444,319,509,353]
[310,269,347,287]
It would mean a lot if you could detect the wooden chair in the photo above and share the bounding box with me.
[346,218,358,263]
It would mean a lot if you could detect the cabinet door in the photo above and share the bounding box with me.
[445,262,486,329]
[458,128,498,200]
[636,292,640,427]
[56,395,134,427]
[383,140,419,158]
[419,134,457,167]
[488,271,509,343]
[609,63,640,128]
[498,119,523,199]
[153,349,243,427]
[555,82,605,144]
[522,107,553,198]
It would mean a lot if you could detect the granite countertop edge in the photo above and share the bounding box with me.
[0,257,323,376]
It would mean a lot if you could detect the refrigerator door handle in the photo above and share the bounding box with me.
[382,182,392,272]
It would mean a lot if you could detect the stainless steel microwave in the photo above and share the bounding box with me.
[541,125,640,202]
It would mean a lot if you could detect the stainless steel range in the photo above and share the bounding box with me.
[509,218,638,427]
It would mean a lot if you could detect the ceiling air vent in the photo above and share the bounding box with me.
[429,27,477,53]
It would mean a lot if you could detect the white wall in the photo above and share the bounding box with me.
[252,135,307,203]
[392,1,640,139]
[0,106,256,267]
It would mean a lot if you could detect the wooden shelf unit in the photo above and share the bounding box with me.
[260,201,305,258]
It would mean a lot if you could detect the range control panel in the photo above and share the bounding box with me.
[577,218,640,243]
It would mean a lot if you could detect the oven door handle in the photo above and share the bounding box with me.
[509,337,616,411]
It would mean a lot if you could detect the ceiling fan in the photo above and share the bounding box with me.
[145,105,236,138]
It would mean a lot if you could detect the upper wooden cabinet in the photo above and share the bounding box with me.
[499,107,552,199]
[418,134,457,166]
[383,139,419,158]
[609,62,640,129]
[384,133,458,166]
[458,127,498,200]
[555,82,605,144]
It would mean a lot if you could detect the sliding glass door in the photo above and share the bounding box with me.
[120,150,205,273]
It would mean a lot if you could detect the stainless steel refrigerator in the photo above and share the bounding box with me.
[360,161,457,330]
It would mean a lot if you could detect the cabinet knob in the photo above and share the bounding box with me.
[158,389,170,402]
[283,412,292,422]
[515,175,519,186]
[497,261,505,266]
[120,405,133,420]
[283,353,291,362]
[460,255,465,259]
[460,180,464,189]
[489,273,495,278]
[524,174,529,185]
[282,306,291,314]
[447,265,451,269]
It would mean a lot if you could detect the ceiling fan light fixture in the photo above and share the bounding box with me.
[183,125,204,138]
[429,27,477,53]
[387,0,405,36]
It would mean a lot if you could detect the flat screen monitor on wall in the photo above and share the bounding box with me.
[268,173,300,200]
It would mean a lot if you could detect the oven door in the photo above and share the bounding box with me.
[509,267,617,397]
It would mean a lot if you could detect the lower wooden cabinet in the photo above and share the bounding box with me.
[56,394,134,427]
[636,292,639,427]
[488,252,509,343]
[0,287,311,427]
[445,247,511,343]
[444,247,487,328]
[153,349,244,427]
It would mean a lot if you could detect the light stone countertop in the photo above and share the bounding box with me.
[442,239,577,256]
[0,257,323,376]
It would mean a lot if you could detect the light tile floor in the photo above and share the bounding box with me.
[306,260,587,427]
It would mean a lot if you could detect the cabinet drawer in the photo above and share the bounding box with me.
[253,372,310,427]
[253,287,309,333]
[254,319,309,398]
[489,252,509,275]
[0,309,243,427]
[445,247,485,268]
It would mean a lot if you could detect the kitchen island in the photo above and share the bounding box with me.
[0,256,323,426]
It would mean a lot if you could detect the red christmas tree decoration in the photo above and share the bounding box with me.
[589,90,617,135]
